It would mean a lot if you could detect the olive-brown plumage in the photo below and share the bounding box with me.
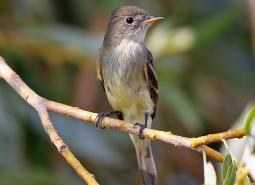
[97,5,163,185]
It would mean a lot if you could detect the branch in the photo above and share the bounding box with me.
[47,99,247,162]
[0,56,248,182]
[0,56,99,185]
[191,129,246,147]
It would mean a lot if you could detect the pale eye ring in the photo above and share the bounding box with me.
[126,17,134,24]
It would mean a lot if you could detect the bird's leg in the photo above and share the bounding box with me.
[133,112,148,139]
[96,111,123,128]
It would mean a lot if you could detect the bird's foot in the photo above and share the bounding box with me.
[133,123,147,140]
[96,111,123,129]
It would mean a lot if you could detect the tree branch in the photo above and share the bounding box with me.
[0,56,99,185]
[0,56,248,183]
[191,129,246,148]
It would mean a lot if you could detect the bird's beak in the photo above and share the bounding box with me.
[142,16,165,26]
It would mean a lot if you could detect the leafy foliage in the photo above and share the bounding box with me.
[203,153,217,185]
[243,174,251,185]
[223,154,236,185]
[244,105,255,134]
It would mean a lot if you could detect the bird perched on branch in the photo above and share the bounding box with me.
[96,5,163,185]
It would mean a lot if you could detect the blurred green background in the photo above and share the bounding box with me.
[0,0,255,185]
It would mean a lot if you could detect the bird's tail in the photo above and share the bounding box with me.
[129,134,157,185]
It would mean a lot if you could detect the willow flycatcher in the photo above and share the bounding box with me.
[96,5,163,185]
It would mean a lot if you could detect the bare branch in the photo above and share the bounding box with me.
[46,100,245,162]
[0,56,248,183]
[191,129,246,148]
[0,56,99,185]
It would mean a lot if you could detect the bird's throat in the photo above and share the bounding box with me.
[115,39,144,61]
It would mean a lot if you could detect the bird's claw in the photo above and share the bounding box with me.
[96,112,109,129]
[134,123,147,140]
[96,111,123,129]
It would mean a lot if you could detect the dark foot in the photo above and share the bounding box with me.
[114,111,123,120]
[96,112,109,129]
[96,111,123,128]
[134,123,147,140]
[133,112,149,139]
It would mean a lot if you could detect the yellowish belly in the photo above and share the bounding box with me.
[105,82,153,121]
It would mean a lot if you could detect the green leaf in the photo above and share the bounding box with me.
[223,154,236,185]
[243,175,250,185]
[223,165,236,185]
[244,105,255,134]
[223,155,232,179]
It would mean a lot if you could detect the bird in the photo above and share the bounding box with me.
[96,5,163,185]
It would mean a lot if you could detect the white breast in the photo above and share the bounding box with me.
[102,40,153,121]
[114,39,143,63]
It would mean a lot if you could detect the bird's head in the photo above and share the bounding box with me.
[103,6,164,46]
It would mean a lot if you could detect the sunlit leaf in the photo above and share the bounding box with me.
[204,161,217,185]
[244,154,255,181]
[244,105,255,134]
[223,154,232,179]
[223,154,236,185]
[223,165,235,185]
[243,175,250,185]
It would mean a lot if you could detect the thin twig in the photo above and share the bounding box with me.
[0,56,248,182]
[191,129,246,148]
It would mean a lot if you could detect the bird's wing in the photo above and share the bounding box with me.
[144,51,158,119]
[96,51,105,91]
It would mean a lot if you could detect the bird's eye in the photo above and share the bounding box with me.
[126,17,134,24]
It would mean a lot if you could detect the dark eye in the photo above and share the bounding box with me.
[126,17,134,24]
